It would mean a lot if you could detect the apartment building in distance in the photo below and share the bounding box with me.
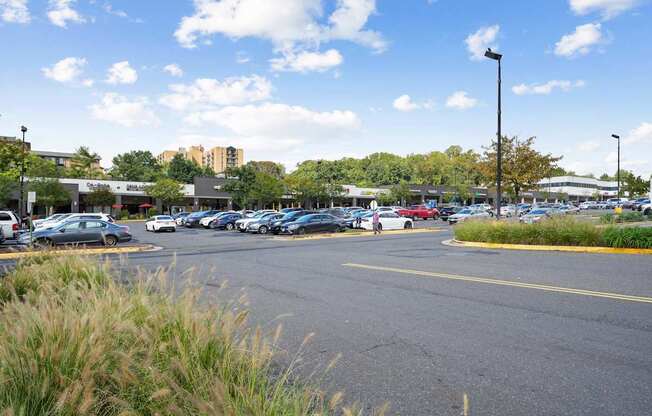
[1,136,101,169]
[157,145,244,173]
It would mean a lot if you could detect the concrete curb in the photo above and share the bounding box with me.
[0,244,159,260]
[442,239,652,255]
[274,227,443,241]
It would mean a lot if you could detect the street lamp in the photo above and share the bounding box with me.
[484,48,503,219]
[19,125,28,219]
[611,134,620,198]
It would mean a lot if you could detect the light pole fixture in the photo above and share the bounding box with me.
[19,125,28,219]
[484,48,503,219]
[611,134,620,198]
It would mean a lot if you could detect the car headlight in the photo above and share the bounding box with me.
[288,223,299,229]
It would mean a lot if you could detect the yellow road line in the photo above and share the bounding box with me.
[342,263,652,304]
[449,240,652,255]
[274,228,443,241]
[0,245,152,260]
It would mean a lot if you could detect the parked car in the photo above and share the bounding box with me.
[0,210,21,240]
[319,207,348,218]
[184,210,221,228]
[145,215,177,232]
[0,226,4,244]
[439,206,463,221]
[35,213,114,230]
[211,212,243,230]
[235,211,277,232]
[499,205,517,217]
[558,204,580,214]
[447,208,491,225]
[280,207,304,214]
[606,198,628,208]
[173,212,190,225]
[246,213,285,234]
[359,211,413,231]
[18,219,131,246]
[270,210,315,234]
[633,198,650,211]
[519,208,552,224]
[31,213,69,228]
[279,214,345,235]
[641,202,652,216]
[201,211,236,228]
[396,205,440,220]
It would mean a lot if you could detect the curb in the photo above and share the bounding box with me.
[274,227,443,241]
[442,239,652,255]
[0,244,159,260]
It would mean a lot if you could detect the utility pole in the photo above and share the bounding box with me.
[19,126,28,220]
[484,48,503,219]
[612,134,621,198]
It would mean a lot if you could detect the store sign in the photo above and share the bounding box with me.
[126,184,147,192]
[87,182,111,191]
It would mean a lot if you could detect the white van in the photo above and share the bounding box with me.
[0,211,21,240]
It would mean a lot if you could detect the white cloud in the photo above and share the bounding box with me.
[82,79,94,87]
[174,0,386,52]
[569,0,640,19]
[236,51,250,64]
[184,103,360,136]
[163,63,184,77]
[159,75,272,111]
[42,57,87,83]
[47,0,85,28]
[577,140,601,152]
[89,93,158,127]
[624,122,652,145]
[392,95,420,112]
[512,80,586,95]
[554,23,603,57]
[0,0,30,23]
[445,91,477,110]
[105,61,138,85]
[465,25,499,61]
[604,151,648,167]
[270,48,343,73]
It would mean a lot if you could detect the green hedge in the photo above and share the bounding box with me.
[0,255,377,415]
[454,217,652,249]
[599,211,648,224]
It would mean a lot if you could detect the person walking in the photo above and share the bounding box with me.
[372,210,381,235]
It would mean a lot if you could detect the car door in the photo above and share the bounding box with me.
[82,221,107,244]
[305,215,322,232]
[381,212,401,229]
[55,221,84,244]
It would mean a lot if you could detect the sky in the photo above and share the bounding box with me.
[0,0,650,178]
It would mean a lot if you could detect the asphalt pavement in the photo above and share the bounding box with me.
[21,220,652,415]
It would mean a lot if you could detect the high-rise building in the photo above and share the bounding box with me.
[204,146,244,173]
[157,145,244,173]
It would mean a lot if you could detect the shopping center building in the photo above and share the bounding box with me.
[537,176,619,201]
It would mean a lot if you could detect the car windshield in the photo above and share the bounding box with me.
[458,209,473,214]
[529,209,548,215]
[297,215,317,222]
[283,211,305,220]
[157,216,173,220]
[188,211,206,218]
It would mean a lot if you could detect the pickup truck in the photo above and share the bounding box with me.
[396,205,440,220]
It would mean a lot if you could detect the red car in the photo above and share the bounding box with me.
[396,205,440,220]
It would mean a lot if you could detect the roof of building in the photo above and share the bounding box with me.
[33,150,100,161]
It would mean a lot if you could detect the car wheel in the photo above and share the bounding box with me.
[404,221,413,229]
[432,214,439,220]
[644,208,651,216]
[259,225,269,234]
[104,235,118,246]
[225,223,234,231]
[209,221,217,229]
[171,229,176,232]
[296,227,306,236]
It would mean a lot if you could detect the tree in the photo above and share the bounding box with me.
[620,170,649,197]
[110,151,162,182]
[86,187,115,211]
[28,178,71,215]
[480,136,562,202]
[247,161,286,179]
[69,146,103,179]
[223,165,258,209]
[0,174,15,207]
[389,182,412,205]
[250,172,284,208]
[167,154,204,183]
[144,178,185,214]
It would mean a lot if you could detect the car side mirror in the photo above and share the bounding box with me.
[59,228,66,233]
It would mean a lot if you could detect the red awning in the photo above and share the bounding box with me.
[111,204,124,209]
[138,203,154,209]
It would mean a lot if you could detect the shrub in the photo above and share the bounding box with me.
[602,226,652,249]
[601,212,646,224]
[147,207,159,217]
[119,209,130,220]
[0,255,375,415]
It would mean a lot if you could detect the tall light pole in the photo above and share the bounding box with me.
[19,125,28,219]
[485,48,503,219]
[611,134,620,198]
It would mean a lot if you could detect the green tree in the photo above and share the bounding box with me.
[480,136,562,202]
[0,174,16,207]
[144,178,185,214]
[250,172,285,208]
[621,171,649,197]
[223,165,258,209]
[167,154,204,183]
[247,161,286,179]
[86,187,115,211]
[28,178,71,215]
[110,151,162,182]
[69,146,103,179]
[389,182,412,205]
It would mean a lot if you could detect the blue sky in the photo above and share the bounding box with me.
[0,0,650,177]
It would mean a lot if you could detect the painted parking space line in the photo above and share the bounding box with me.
[273,228,443,241]
[342,263,652,304]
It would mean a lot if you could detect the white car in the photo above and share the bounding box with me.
[641,203,652,216]
[35,213,114,229]
[448,208,491,224]
[499,205,516,217]
[519,208,552,224]
[145,215,177,232]
[32,213,69,228]
[0,210,20,240]
[234,211,277,232]
[200,213,222,228]
[359,211,413,231]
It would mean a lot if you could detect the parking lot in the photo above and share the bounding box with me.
[115,217,652,416]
